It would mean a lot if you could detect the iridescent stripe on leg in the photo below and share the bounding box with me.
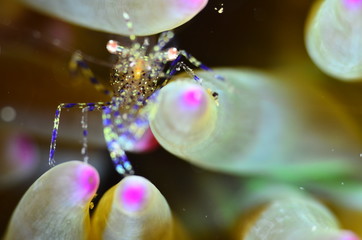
[49,102,110,166]
[102,105,134,175]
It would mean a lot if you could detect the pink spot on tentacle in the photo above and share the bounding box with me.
[132,128,159,153]
[120,177,149,212]
[173,85,208,121]
[343,0,362,10]
[339,231,361,240]
[181,86,205,108]
[181,0,207,10]
[76,165,99,200]
[9,133,37,167]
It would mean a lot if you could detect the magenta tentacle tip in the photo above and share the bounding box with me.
[343,0,362,10]
[179,0,208,11]
[9,133,38,167]
[182,86,205,107]
[76,164,99,200]
[132,128,159,152]
[177,85,208,115]
[339,231,361,240]
[120,177,149,212]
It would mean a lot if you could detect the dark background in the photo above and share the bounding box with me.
[1,0,362,239]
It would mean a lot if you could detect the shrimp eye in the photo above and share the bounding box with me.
[107,40,122,54]
[166,47,179,61]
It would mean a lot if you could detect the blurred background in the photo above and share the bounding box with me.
[1,0,362,239]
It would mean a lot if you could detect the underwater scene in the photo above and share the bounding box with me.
[1,0,362,239]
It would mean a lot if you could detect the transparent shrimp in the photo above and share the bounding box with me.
[49,12,222,175]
